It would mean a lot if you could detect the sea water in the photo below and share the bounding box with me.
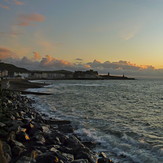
[28,79,163,163]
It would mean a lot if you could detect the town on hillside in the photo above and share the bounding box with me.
[0,62,135,80]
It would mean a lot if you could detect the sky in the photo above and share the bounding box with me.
[1,0,163,78]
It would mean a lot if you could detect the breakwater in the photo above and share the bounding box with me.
[0,90,113,163]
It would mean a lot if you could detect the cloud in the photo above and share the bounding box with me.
[17,13,45,26]
[40,55,73,69]
[33,52,41,61]
[75,58,83,61]
[1,51,163,78]
[0,47,17,59]
[0,3,9,9]
[13,0,24,5]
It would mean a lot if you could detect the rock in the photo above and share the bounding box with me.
[0,122,6,128]
[12,145,26,158]
[16,131,30,142]
[97,152,114,163]
[75,151,95,163]
[71,159,89,163]
[0,140,11,163]
[34,134,46,145]
[36,152,59,163]
[41,125,50,133]
[16,156,35,163]
[82,141,98,149]
[65,135,84,149]
[0,129,8,139]
[10,140,25,148]
[61,152,74,161]
[99,152,107,158]
[58,124,74,133]
[46,119,71,125]
[45,133,62,145]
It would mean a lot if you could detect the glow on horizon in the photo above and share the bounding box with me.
[1,0,163,70]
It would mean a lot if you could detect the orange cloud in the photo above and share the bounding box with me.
[40,55,73,67]
[18,13,45,26]
[0,47,17,59]
[33,52,41,60]
[0,3,9,9]
[13,0,24,5]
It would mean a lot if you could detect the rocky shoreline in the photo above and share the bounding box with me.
[0,89,113,163]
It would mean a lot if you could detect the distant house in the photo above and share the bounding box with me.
[29,70,73,79]
[14,72,30,79]
[73,70,99,79]
[0,70,8,79]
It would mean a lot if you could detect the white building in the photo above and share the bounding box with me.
[14,72,29,79]
[0,70,8,79]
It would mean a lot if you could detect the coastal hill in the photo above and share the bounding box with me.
[0,62,29,76]
[0,62,135,80]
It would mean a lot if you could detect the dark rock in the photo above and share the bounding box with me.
[0,122,6,128]
[16,131,30,142]
[75,151,95,163]
[12,145,26,158]
[82,141,98,149]
[97,152,114,163]
[33,134,46,145]
[46,119,71,125]
[61,152,74,161]
[0,140,11,163]
[0,129,8,139]
[16,156,35,163]
[41,125,50,133]
[64,135,84,149]
[71,159,89,163]
[58,124,74,133]
[99,152,107,158]
[36,152,60,163]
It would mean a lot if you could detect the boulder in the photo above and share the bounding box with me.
[71,159,89,163]
[0,140,11,163]
[58,124,74,133]
[16,131,30,142]
[16,156,35,163]
[36,152,59,163]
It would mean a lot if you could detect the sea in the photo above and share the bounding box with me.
[27,79,163,163]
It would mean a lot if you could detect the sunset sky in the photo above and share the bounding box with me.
[1,0,163,77]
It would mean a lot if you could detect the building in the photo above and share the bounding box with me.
[14,72,29,79]
[73,70,99,79]
[0,70,8,79]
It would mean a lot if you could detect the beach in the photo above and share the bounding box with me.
[0,80,113,163]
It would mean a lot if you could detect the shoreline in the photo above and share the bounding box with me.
[0,88,113,162]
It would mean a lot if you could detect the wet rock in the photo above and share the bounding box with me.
[46,119,71,125]
[75,151,95,163]
[34,134,46,145]
[16,156,35,163]
[82,141,98,149]
[61,152,74,161]
[41,125,50,133]
[12,145,26,158]
[16,131,30,142]
[97,152,114,163]
[0,129,8,140]
[0,122,6,128]
[65,135,84,149]
[58,124,74,133]
[45,135,62,145]
[71,159,89,163]
[36,152,59,163]
[0,140,11,163]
